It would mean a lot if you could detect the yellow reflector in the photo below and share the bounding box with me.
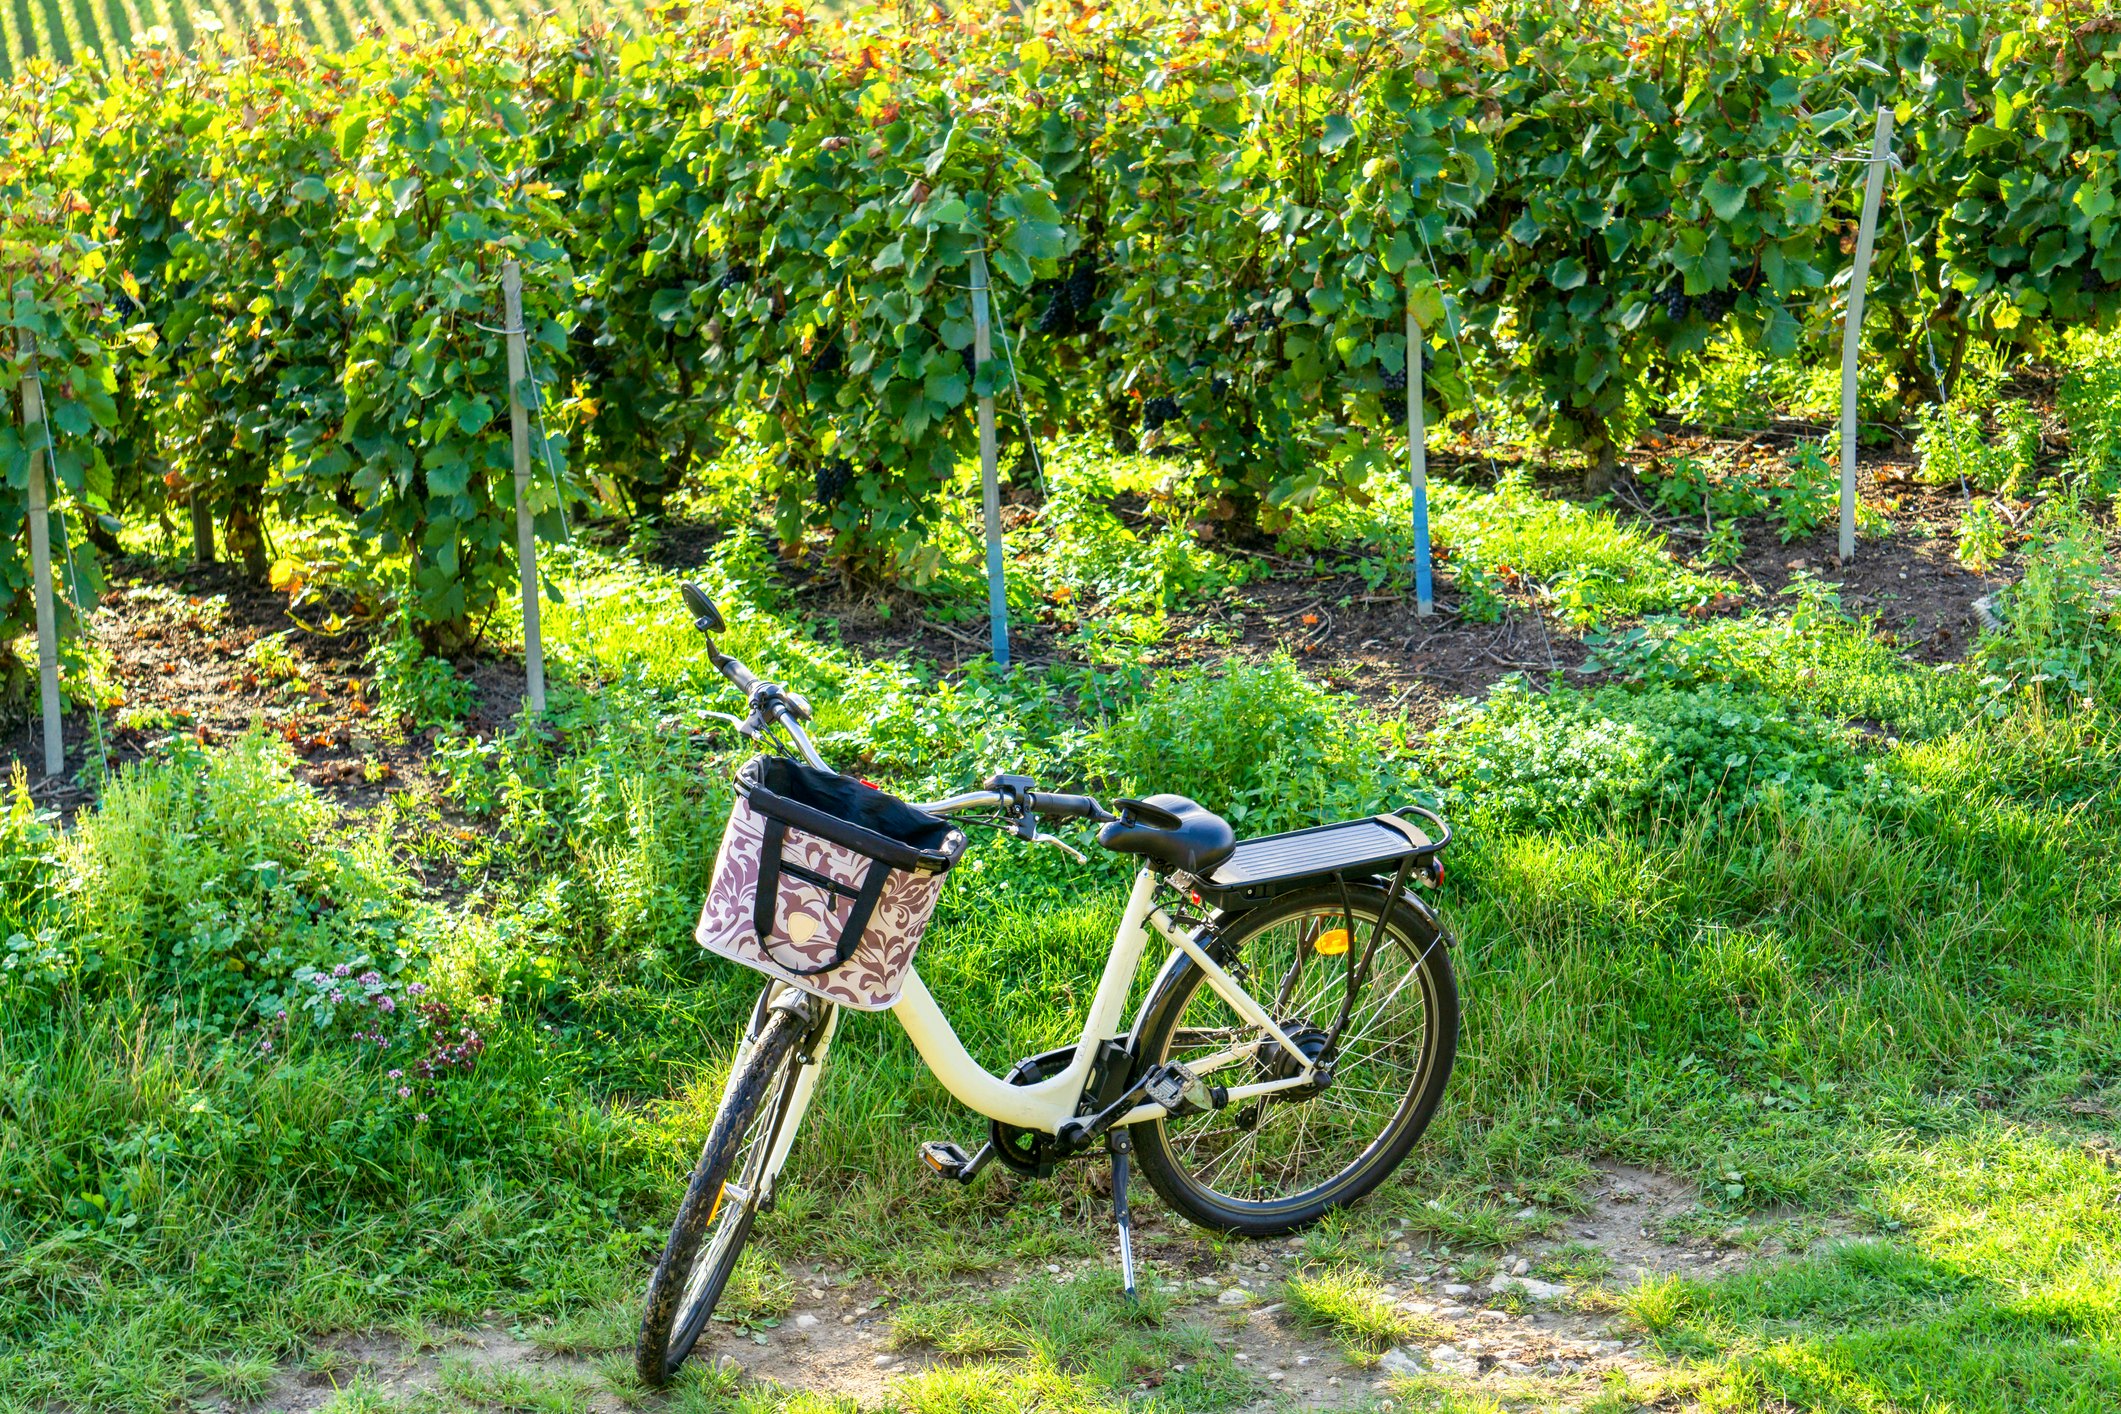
[707,1183,725,1225]
[1313,928,1351,956]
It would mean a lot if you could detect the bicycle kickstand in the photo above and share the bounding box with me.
[1108,1129,1137,1300]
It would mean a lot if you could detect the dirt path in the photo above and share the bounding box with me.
[240,1161,1845,1413]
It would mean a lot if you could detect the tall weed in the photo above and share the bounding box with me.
[60,735,415,1031]
[1090,656,1420,832]
[1980,500,2120,704]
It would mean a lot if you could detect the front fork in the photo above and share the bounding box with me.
[747,983,840,1213]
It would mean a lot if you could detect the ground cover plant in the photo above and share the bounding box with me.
[4,4,2121,1413]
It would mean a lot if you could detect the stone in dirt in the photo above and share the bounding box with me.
[793,1313,819,1330]
[1377,1347,1427,1377]
[1488,1273,1568,1301]
[1217,1287,1250,1305]
[1441,1282,1472,1296]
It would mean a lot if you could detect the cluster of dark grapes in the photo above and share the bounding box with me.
[1141,395,1181,431]
[810,341,843,377]
[960,345,978,381]
[1227,294,1286,335]
[1660,283,1736,322]
[814,456,854,508]
[716,263,751,293]
[1033,252,1101,335]
[1381,369,1409,422]
[1209,372,1232,400]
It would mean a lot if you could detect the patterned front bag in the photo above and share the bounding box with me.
[696,757,968,1011]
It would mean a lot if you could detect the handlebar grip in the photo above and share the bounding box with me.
[713,651,760,695]
[1030,792,1111,822]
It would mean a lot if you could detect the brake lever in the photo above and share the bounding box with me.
[1030,831,1088,865]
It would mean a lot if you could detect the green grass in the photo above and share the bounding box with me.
[0,0,649,73]
[1283,1268,1436,1356]
[5,423,2121,1410]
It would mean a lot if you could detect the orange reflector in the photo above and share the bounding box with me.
[707,1183,725,1225]
[1313,928,1351,956]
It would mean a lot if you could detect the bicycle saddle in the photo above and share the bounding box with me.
[1097,794,1236,875]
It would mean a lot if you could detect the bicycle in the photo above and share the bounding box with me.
[637,584,1461,1384]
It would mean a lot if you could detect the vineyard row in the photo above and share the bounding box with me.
[0,1,2114,659]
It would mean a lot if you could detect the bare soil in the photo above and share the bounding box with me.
[3,430,2022,804]
[0,560,537,816]
[746,451,2009,730]
[231,1160,1849,1412]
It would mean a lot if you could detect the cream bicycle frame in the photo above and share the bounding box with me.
[749,867,1319,1212]
[893,868,1318,1131]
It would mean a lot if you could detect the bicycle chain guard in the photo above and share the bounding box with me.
[989,1041,1134,1178]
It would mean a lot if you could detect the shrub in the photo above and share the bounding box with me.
[1915,399,2040,496]
[2059,346,2121,497]
[1430,678,1870,831]
[1090,656,1420,834]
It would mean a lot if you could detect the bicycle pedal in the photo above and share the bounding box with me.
[1143,1061,1225,1117]
[918,1140,992,1184]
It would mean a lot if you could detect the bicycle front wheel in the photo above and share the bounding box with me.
[637,991,813,1385]
[1132,883,1457,1235]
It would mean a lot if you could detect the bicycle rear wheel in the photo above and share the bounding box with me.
[637,991,812,1385]
[1131,883,1457,1235]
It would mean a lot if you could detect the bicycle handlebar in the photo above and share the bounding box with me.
[1029,792,1110,822]
[711,649,761,697]
[675,584,1099,823]
[908,788,1115,824]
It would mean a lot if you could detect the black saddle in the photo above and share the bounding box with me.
[1097,794,1236,875]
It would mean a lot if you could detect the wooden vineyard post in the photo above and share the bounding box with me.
[503,261,545,714]
[190,492,215,564]
[1406,301,1434,618]
[17,331,62,775]
[969,249,1010,668]
[1839,105,1894,564]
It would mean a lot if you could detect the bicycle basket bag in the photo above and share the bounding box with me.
[696,757,967,1011]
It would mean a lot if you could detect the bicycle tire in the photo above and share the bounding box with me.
[1130,882,1457,1235]
[636,997,810,1385]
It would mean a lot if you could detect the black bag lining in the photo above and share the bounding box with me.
[740,757,965,874]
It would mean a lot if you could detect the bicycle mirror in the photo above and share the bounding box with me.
[681,582,726,633]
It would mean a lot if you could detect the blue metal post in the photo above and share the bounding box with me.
[1406,301,1433,617]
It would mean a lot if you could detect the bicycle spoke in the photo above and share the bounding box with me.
[1156,898,1447,1209]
